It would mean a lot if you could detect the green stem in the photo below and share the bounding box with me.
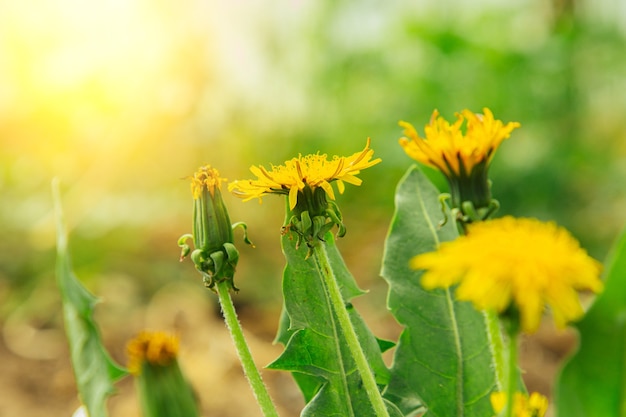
[504,326,520,417]
[459,211,507,395]
[313,244,391,417]
[216,281,280,417]
[317,261,356,417]
[484,310,506,391]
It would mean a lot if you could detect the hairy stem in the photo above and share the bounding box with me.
[504,326,519,417]
[216,281,280,417]
[484,310,506,391]
[313,244,391,417]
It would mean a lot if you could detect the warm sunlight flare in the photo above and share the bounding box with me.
[0,1,207,177]
[0,0,218,236]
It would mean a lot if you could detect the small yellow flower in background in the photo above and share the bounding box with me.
[399,108,520,220]
[411,216,603,333]
[127,331,180,375]
[228,138,381,210]
[127,331,199,416]
[490,391,548,417]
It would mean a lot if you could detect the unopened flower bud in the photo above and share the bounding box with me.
[179,165,252,290]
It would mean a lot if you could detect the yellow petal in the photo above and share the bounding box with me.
[288,186,299,210]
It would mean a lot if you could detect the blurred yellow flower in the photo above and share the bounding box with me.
[412,216,603,333]
[126,331,198,415]
[190,165,227,199]
[399,108,519,178]
[490,391,548,417]
[228,139,381,210]
[127,331,180,375]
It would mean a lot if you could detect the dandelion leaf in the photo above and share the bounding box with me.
[53,182,127,417]
[381,166,499,417]
[556,227,626,417]
[270,232,401,417]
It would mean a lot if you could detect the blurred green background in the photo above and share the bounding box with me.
[1,0,625,415]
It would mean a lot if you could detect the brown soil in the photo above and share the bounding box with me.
[0,235,575,417]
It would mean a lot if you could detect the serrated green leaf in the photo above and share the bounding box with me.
[53,182,128,417]
[381,166,499,417]
[555,227,626,417]
[270,231,400,416]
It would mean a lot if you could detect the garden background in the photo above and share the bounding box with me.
[0,0,625,416]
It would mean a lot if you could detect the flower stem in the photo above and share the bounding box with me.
[216,280,280,417]
[484,310,506,391]
[312,244,391,417]
[504,324,520,417]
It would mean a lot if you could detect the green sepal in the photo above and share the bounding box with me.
[209,250,226,278]
[182,179,254,290]
[231,222,254,247]
[178,234,193,261]
[193,186,234,254]
[181,192,252,290]
[284,185,348,255]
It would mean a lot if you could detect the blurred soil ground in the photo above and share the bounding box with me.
[0,278,576,417]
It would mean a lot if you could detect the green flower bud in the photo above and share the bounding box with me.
[179,165,252,290]
[191,166,234,254]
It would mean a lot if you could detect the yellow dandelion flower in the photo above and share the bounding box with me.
[399,108,520,215]
[189,165,227,199]
[127,331,199,416]
[400,108,519,178]
[228,138,381,210]
[490,391,549,417]
[127,331,180,375]
[411,216,603,333]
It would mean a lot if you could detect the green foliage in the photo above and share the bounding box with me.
[269,231,402,417]
[556,227,626,417]
[53,182,128,417]
[381,166,501,417]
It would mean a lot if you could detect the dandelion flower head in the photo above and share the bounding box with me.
[228,139,381,210]
[127,331,180,375]
[412,216,603,332]
[399,108,520,178]
[190,165,227,199]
